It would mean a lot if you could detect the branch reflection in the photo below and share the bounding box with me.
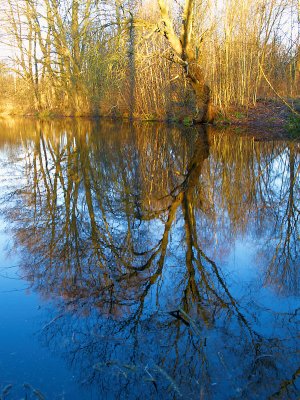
[0,120,299,399]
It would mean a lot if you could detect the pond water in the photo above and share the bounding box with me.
[0,118,299,400]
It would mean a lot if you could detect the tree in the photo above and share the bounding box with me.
[157,0,214,123]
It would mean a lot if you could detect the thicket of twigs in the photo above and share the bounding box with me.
[0,0,299,118]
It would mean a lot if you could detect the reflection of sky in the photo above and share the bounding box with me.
[0,122,299,399]
[0,222,97,399]
[224,236,299,333]
[0,139,104,398]
[266,150,291,200]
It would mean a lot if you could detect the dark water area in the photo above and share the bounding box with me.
[0,118,299,400]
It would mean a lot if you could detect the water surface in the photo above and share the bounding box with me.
[0,118,299,399]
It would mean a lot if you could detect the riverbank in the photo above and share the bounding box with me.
[1,98,299,138]
[218,99,300,138]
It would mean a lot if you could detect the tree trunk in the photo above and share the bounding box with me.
[157,0,214,123]
[187,62,213,123]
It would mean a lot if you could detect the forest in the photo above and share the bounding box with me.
[0,0,299,121]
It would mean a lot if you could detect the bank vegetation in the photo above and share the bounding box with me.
[0,0,299,121]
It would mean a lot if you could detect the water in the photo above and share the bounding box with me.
[0,118,299,399]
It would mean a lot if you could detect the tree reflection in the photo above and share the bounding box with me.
[261,142,299,295]
[0,120,299,399]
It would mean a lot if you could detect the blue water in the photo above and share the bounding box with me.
[0,119,299,399]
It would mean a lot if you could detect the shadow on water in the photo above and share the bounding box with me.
[0,118,299,399]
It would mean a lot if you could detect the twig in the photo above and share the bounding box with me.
[259,63,300,117]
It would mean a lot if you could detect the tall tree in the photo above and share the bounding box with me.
[157,0,213,122]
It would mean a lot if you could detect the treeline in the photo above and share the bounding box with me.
[0,0,299,118]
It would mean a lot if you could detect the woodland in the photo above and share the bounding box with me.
[0,0,299,122]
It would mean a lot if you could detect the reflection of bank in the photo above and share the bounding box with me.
[0,119,299,399]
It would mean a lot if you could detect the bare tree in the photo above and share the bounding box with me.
[157,0,214,123]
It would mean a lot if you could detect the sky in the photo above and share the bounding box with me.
[0,2,14,63]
